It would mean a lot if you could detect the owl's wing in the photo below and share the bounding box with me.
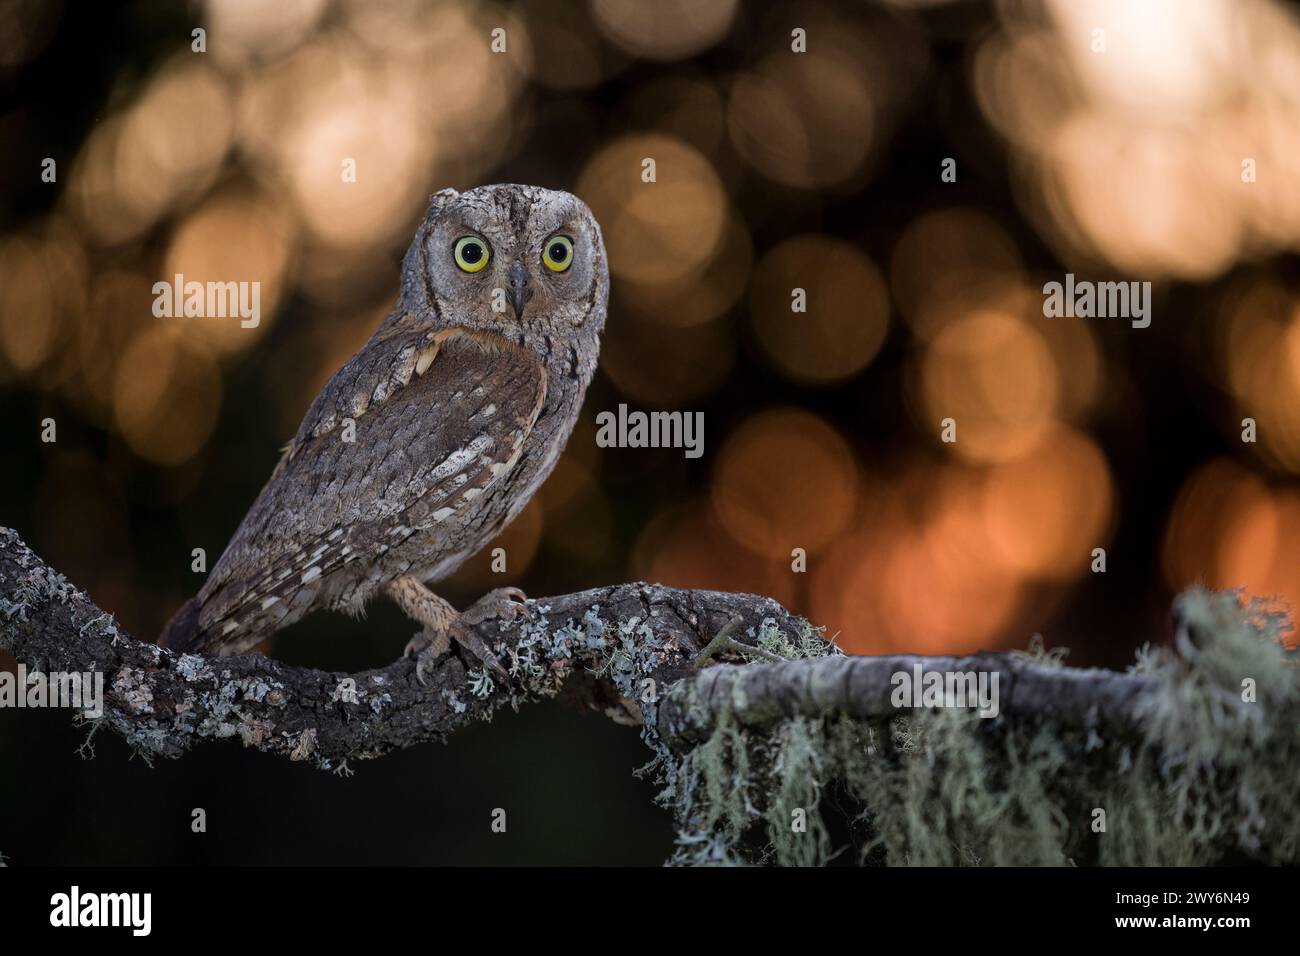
[176,320,547,652]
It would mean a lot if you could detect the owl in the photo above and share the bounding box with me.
[161,184,609,682]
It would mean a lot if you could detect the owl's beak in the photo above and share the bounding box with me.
[508,260,532,320]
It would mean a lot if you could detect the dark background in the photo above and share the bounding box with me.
[2,0,1298,864]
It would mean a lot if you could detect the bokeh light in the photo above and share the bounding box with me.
[915,308,1060,464]
[889,208,1025,340]
[1164,458,1300,616]
[577,134,729,287]
[975,0,1300,277]
[163,189,295,355]
[3,0,1299,671]
[981,426,1114,582]
[711,407,858,557]
[1219,279,1300,474]
[632,499,800,611]
[727,48,875,190]
[749,235,890,385]
[590,0,738,62]
[0,218,85,374]
[113,327,223,466]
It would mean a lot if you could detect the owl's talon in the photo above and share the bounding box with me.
[405,629,450,686]
[404,628,448,660]
[404,627,506,686]
[450,621,511,685]
[461,586,533,627]
[414,646,438,686]
[388,578,518,686]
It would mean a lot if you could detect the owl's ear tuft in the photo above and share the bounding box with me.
[415,188,460,240]
[425,188,459,220]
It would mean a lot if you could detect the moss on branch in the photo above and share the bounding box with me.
[2,526,1295,865]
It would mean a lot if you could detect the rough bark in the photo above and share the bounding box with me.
[657,653,1156,749]
[0,526,1158,769]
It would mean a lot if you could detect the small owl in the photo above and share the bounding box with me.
[161,184,609,680]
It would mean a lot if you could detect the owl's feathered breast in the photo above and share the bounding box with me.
[190,319,547,647]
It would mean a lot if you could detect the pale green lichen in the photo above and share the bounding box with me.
[763,716,832,866]
[748,618,837,662]
[664,588,1298,866]
[1011,632,1069,668]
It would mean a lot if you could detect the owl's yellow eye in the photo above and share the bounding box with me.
[542,235,574,273]
[453,236,490,273]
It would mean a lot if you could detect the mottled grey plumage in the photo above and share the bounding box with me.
[161,184,608,676]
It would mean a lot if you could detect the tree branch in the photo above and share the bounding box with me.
[1,526,1160,770]
[657,653,1157,750]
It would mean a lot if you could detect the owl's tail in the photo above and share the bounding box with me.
[159,596,204,653]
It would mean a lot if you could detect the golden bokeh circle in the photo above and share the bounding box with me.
[1221,281,1300,474]
[889,208,1024,340]
[113,328,223,467]
[749,234,890,385]
[727,49,874,189]
[631,498,799,609]
[916,309,1060,463]
[590,0,738,62]
[163,189,295,356]
[711,407,857,557]
[576,133,728,287]
[1163,458,1300,614]
[0,223,86,375]
[981,426,1114,582]
[621,214,752,329]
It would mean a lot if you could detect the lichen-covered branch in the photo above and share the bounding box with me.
[660,592,1299,866]
[3,526,1297,865]
[0,527,804,769]
[4,525,1157,768]
[657,651,1158,750]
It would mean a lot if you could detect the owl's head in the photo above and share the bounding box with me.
[400,184,608,346]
